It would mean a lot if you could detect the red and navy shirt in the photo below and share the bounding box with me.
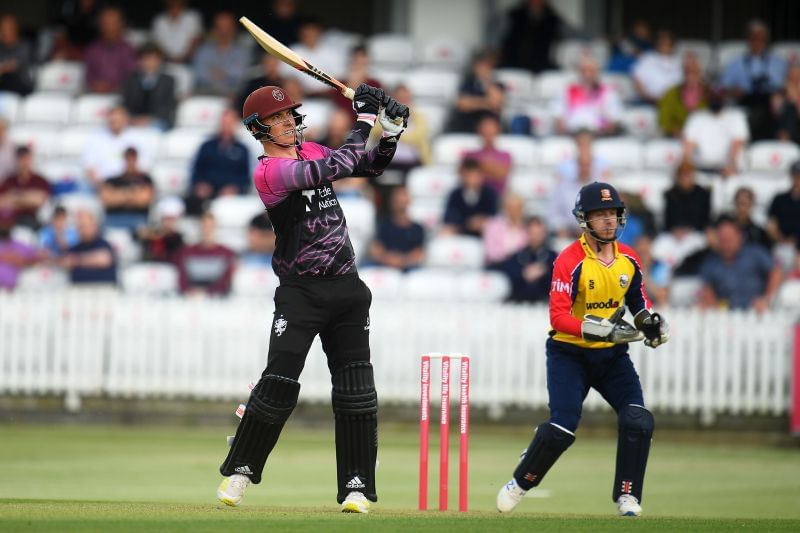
[549,234,652,349]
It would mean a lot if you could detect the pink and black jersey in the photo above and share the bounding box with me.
[253,122,395,278]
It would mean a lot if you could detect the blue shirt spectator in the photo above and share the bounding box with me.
[441,159,498,238]
[192,12,249,97]
[720,19,787,96]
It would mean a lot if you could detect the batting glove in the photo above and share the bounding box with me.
[353,84,383,124]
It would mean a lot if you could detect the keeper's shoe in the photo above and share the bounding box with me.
[217,474,251,506]
[341,491,371,513]
[616,494,642,517]
[496,478,527,513]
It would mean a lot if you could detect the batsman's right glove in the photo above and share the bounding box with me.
[635,311,670,348]
[581,307,644,344]
[379,96,409,139]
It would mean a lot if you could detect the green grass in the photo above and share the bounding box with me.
[0,423,799,531]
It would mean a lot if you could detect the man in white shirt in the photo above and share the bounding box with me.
[632,30,683,103]
[151,0,204,64]
[82,106,152,187]
[281,18,347,95]
[682,92,749,176]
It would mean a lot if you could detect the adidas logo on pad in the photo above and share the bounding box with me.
[235,465,253,475]
[346,476,366,489]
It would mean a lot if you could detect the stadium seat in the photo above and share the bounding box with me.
[8,125,58,160]
[621,106,659,139]
[150,161,190,196]
[19,92,73,125]
[125,28,150,48]
[714,41,747,72]
[494,68,536,105]
[160,128,209,161]
[727,173,792,222]
[554,39,609,69]
[38,159,85,186]
[320,29,361,52]
[406,165,459,199]
[339,196,376,241]
[402,268,459,300]
[432,134,482,165]
[669,276,703,307]
[508,170,557,215]
[517,103,555,137]
[175,96,228,130]
[643,138,684,170]
[210,196,265,230]
[425,235,484,270]
[369,67,406,89]
[0,91,20,122]
[16,266,69,292]
[457,270,511,302]
[746,141,800,173]
[600,73,635,102]
[408,197,445,231]
[417,37,468,71]
[104,228,142,266]
[34,61,84,94]
[298,98,333,140]
[772,42,800,65]
[614,171,672,220]
[367,34,414,68]
[232,264,279,299]
[774,279,800,309]
[120,263,180,295]
[358,266,404,299]
[163,62,194,99]
[405,69,460,104]
[56,127,95,159]
[675,40,713,72]
[539,136,577,166]
[10,225,37,246]
[536,70,576,100]
[496,135,539,167]
[415,102,448,138]
[56,192,104,219]
[593,137,643,169]
[72,94,119,126]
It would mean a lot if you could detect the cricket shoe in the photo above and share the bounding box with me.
[217,474,251,506]
[616,494,642,517]
[341,491,370,513]
[496,478,527,513]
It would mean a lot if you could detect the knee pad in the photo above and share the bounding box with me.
[331,361,378,417]
[513,422,576,491]
[248,374,301,424]
[613,404,654,502]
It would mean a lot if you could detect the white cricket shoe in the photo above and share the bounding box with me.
[217,474,251,506]
[616,494,642,517]
[496,478,527,513]
[341,491,370,513]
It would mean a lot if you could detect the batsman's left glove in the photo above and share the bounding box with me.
[379,96,409,139]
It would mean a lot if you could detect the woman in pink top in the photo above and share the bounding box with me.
[483,192,528,263]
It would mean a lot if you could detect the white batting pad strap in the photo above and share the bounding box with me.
[549,422,576,436]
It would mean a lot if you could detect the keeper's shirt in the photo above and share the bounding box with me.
[549,234,652,349]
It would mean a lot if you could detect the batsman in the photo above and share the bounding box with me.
[496,182,670,517]
[216,83,408,513]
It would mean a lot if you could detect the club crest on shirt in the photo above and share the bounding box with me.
[274,315,288,336]
[619,274,629,288]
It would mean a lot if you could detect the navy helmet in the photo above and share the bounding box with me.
[572,181,627,243]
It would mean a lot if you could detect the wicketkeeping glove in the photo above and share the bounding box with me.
[635,311,670,348]
[379,97,409,139]
[581,307,645,344]
[352,83,383,121]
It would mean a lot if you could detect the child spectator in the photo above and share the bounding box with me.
[39,205,79,257]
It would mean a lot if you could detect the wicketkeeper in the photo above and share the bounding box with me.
[496,182,669,517]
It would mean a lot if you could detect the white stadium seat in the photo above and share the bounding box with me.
[16,266,69,292]
[8,125,58,160]
[414,102,448,138]
[232,265,279,299]
[0,91,21,122]
[298,98,333,140]
[175,96,228,130]
[369,67,406,90]
[104,228,142,266]
[593,137,643,169]
[508,170,557,215]
[417,37,468,71]
[38,159,84,185]
[675,40,713,72]
[408,197,445,231]
[727,173,792,222]
[425,235,484,270]
[163,62,194,99]
[614,171,672,220]
[643,138,684,170]
[518,103,555,137]
[160,128,209,160]
[72,94,119,126]
[494,68,536,104]
[405,69,460,104]
[536,71,576,100]
[34,61,84,94]
[775,279,800,309]
[406,165,459,199]
[457,270,511,302]
[432,134,481,165]
[210,195,265,229]
[669,277,703,307]
[402,268,459,300]
[772,42,800,65]
[622,106,659,139]
[358,266,404,299]
[601,73,635,102]
[56,127,94,159]
[125,28,150,48]
[747,141,800,173]
[496,135,539,167]
[10,225,37,246]
[56,192,104,219]
[555,39,609,70]
[539,136,576,167]
[339,196,376,241]
[121,263,180,295]
[20,92,73,125]
[150,161,190,196]
[715,41,747,72]
[367,34,414,68]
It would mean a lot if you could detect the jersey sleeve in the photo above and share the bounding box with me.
[549,250,583,338]
[620,246,653,316]
[352,138,398,178]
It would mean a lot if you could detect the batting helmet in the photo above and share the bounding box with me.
[242,86,306,145]
[572,181,627,243]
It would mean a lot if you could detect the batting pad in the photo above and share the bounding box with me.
[613,404,654,502]
[514,422,576,491]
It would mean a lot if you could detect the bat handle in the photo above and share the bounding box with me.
[343,87,355,100]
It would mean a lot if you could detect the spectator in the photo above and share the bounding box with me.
[548,134,602,239]
[463,114,512,196]
[699,215,781,312]
[236,53,284,116]
[253,0,302,49]
[330,45,382,116]
[84,7,137,94]
[773,64,800,145]
[483,193,527,263]
[51,0,100,60]
[767,160,800,253]
[371,84,431,172]
[556,129,609,183]
[488,216,556,303]
[0,146,51,229]
[60,210,117,285]
[151,0,204,64]
[553,55,623,136]
[0,14,33,95]
[657,53,709,137]
[617,192,657,247]
[499,0,562,74]
[192,11,249,97]
[632,30,682,104]
[721,20,787,141]
[282,17,347,96]
[663,160,711,233]
[122,43,177,130]
[39,205,79,258]
[319,107,353,148]
[99,147,155,231]
[447,49,505,133]
[82,106,153,187]
[0,208,43,290]
[733,186,771,250]
[138,196,185,264]
[441,158,498,238]
[633,234,670,308]
[368,186,425,272]
[240,212,275,268]
[682,89,749,176]
[176,211,236,296]
[0,118,15,180]
[186,109,251,215]
[607,19,653,74]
